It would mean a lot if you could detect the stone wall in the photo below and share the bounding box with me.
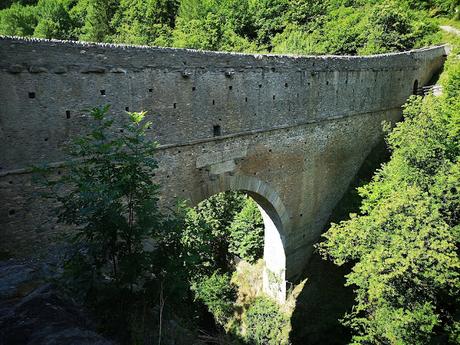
[0,37,448,283]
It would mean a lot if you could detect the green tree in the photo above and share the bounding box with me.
[251,0,289,49]
[191,271,236,325]
[33,0,74,39]
[359,1,439,54]
[181,191,246,277]
[48,106,163,293]
[244,296,290,345]
[112,0,178,45]
[0,2,37,36]
[228,198,264,263]
[71,0,117,42]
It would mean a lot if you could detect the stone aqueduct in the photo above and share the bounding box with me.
[0,37,447,300]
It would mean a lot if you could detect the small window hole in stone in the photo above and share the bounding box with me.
[229,85,233,90]
[57,170,62,175]
[100,89,106,96]
[8,181,13,184]
[326,81,329,85]
[120,129,124,133]
[258,84,262,88]
[212,99,215,105]
[66,110,71,119]
[44,138,48,142]
[285,82,288,87]
[273,95,276,100]
[149,88,153,92]
[213,124,221,137]
[28,92,35,99]
[413,80,419,95]
[9,209,15,216]
[173,103,176,109]
[125,106,129,111]
[245,97,248,102]
[192,86,196,91]
[271,67,276,72]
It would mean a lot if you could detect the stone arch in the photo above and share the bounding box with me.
[191,175,289,302]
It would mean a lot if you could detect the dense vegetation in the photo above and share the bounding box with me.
[319,33,460,344]
[0,0,458,54]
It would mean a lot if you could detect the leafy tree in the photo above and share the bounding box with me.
[112,0,178,45]
[46,105,162,294]
[172,13,223,50]
[228,197,264,263]
[181,191,246,277]
[33,0,74,39]
[359,1,439,54]
[0,2,37,36]
[272,24,324,55]
[191,271,236,325]
[251,0,289,49]
[70,0,117,42]
[314,6,368,55]
[244,296,290,345]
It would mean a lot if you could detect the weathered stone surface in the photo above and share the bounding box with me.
[80,65,106,74]
[7,64,23,74]
[29,66,48,74]
[0,37,448,299]
[53,66,67,74]
[209,160,236,175]
[0,284,114,345]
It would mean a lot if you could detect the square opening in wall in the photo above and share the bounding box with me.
[213,125,221,137]
[28,92,35,99]
[66,110,71,119]
[100,90,106,96]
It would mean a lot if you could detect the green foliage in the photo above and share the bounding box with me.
[33,0,74,39]
[111,0,178,45]
[244,296,290,345]
[70,0,117,42]
[251,0,288,48]
[181,191,246,277]
[359,1,439,54]
[319,42,460,344]
[192,271,236,325]
[228,198,264,263]
[50,105,161,293]
[0,2,37,36]
[0,0,448,55]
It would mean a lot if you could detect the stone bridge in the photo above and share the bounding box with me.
[0,37,447,301]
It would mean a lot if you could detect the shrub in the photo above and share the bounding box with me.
[244,296,290,345]
[192,271,236,325]
[228,198,264,263]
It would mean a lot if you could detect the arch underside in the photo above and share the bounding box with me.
[193,174,288,302]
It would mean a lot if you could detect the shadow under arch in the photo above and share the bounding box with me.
[190,174,289,302]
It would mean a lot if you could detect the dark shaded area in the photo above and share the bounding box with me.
[290,253,354,345]
[291,140,391,344]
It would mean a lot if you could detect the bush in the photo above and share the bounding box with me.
[244,296,290,345]
[192,271,236,325]
[228,198,264,263]
[0,2,37,36]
